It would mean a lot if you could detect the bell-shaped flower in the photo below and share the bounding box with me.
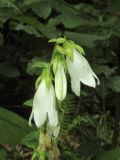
[55,62,67,101]
[66,49,100,96]
[29,79,58,128]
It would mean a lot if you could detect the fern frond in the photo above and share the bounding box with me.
[58,94,78,135]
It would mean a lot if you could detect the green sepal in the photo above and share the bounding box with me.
[48,38,66,44]
[52,58,58,74]
[69,40,75,46]
[62,59,67,72]
[75,45,85,55]
[63,41,73,61]
[48,38,56,43]
[35,75,42,90]
[66,48,73,61]
[45,76,52,89]
[45,66,52,89]
[52,51,66,74]
[55,45,66,55]
[69,40,85,55]
[32,61,47,68]
[35,66,52,90]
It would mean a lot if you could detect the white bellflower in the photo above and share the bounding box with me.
[29,79,58,128]
[66,49,100,96]
[55,63,67,101]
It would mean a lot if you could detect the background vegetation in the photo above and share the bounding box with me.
[0,0,120,159]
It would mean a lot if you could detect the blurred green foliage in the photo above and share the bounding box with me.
[0,0,120,159]
[0,107,34,144]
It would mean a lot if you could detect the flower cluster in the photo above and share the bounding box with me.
[29,38,100,135]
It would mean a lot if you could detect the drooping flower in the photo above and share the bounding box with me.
[66,49,100,96]
[55,63,67,101]
[29,79,58,128]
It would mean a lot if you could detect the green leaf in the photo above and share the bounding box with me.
[21,131,39,149]
[97,79,108,99]
[96,114,110,143]
[0,8,15,22]
[107,0,120,13]
[62,15,100,28]
[0,148,7,160]
[96,148,120,160]
[24,0,43,5]
[52,1,100,28]
[78,140,101,158]
[12,22,42,37]
[12,16,59,38]
[0,0,22,14]
[47,15,62,27]
[65,32,111,48]
[0,107,33,144]
[93,65,115,78]
[12,16,43,31]
[107,76,120,92]
[32,1,52,19]
[26,57,45,76]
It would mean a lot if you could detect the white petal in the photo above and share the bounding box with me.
[71,79,81,96]
[55,63,67,101]
[66,49,99,88]
[28,110,34,126]
[48,110,58,127]
[92,71,100,85]
[52,125,60,137]
[34,111,47,127]
[48,85,58,127]
[46,125,60,138]
[32,79,49,127]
